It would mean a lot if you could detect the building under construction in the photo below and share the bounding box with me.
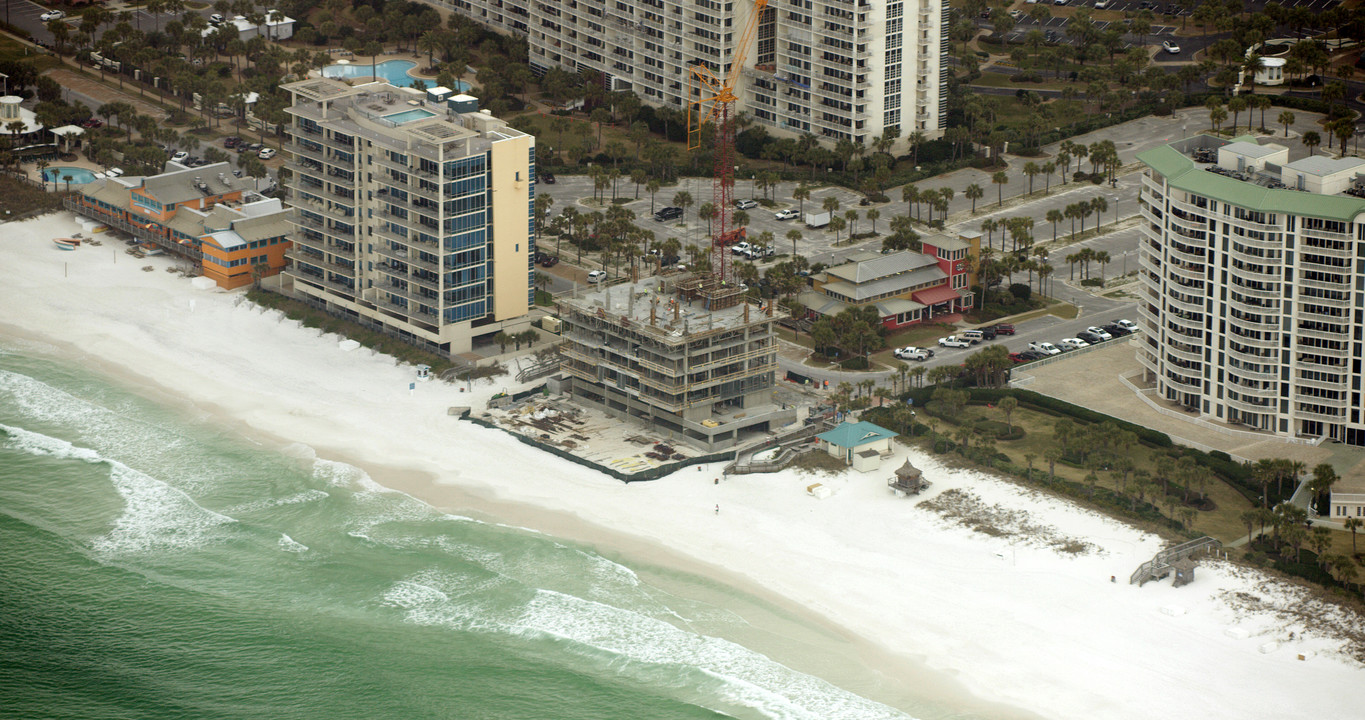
[558,274,794,450]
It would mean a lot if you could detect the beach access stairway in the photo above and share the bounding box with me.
[515,354,562,384]
[1130,536,1222,586]
[724,417,835,475]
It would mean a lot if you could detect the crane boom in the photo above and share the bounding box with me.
[687,0,768,284]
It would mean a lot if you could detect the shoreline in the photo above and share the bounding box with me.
[5,211,1365,719]
[0,319,1033,720]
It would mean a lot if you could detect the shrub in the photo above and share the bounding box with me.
[1080,278,1104,287]
[1009,283,1031,302]
[839,356,869,370]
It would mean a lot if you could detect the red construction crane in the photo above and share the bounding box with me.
[688,0,768,284]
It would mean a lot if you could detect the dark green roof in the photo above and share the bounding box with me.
[1137,143,1365,223]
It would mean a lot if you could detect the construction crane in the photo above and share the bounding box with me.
[687,0,768,286]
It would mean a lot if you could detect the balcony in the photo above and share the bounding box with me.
[1294,340,1349,357]
[1164,292,1204,315]
[1298,258,1351,275]
[1163,342,1203,365]
[1226,295,1278,318]
[1226,381,1278,399]
[1164,372,1203,393]
[1295,325,1349,342]
[1226,342,1276,364]
[1225,395,1275,415]
[1295,375,1346,392]
[1228,365,1278,383]
[1228,279,1278,299]
[1298,241,1353,259]
[1166,261,1206,284]
[1228,313,1279,333]
[1298,276,1350,292]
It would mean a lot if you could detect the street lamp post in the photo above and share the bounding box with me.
[1112,195,1119,227]
[751,173,756,201]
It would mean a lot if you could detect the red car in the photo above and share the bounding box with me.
[81,118,103,129]
[990,323,1016,335]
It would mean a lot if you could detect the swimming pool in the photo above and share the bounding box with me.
[383,108,436,125]
[321,60,470,92]
[43,167,98,185]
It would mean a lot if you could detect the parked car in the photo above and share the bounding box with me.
[735,199,758,210]
[1008,9,1025,19]
[105,167,124,178]
[80,118,103,129]
[171,151,189,163]
[542,173,555,184]
[774,209,800,221]
[975,326,998,341]
[1162,40,1181,54]
[1077,330,1106,344]
[1028,341,1061,355]
[749,245,775,258]
[1058,338,1090,351]
[539,255,559,267]
[586,270,607,283]
[1009,352,1031,364]
[209,13,224,24]
[730,241,752,256]
[653,206,683,221]
[938,335,974,349]
[40,10,66,21]
[1093,0,1108,7]
[988,323,1016,336]
[1085,326,1113,341]
[961,330,986,343]
[223,136,241,149]
[258,147,276,160]
[1101,323,1130,337]
[1115,319,1139,333]
[894,346,934,361]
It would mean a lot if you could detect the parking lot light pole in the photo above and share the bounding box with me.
[1112,195,1119,226]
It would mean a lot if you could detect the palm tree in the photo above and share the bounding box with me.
[964,183,983,213]
[786,228,802,257]
[902,184,919,220]
[1227,96,1247,134]
[1302,131,1320,156]
[792,184,811,216]
[1041,162,1055,193]
[829,215,847,243]
[1277,110,1295,138]
[1023,161,1040,195]
[1046,209,1062,242]
[866,208,879,235]
[991,171,1008,207]
[1345,517,1362,555]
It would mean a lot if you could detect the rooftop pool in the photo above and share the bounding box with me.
[383,108,437,125]
[321,59,469,92]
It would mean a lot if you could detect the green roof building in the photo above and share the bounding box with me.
[1135,135,1365,448]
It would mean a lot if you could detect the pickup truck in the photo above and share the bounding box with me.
[894,346,934,361]
[730,241,752,256]
[938,335,974,349]
[1028,341,1061,356]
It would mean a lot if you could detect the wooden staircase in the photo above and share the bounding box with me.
[1130,536,1222,586]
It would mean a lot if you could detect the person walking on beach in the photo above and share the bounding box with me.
[715,504,719,515]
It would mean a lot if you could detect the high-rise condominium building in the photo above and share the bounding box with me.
[281,78,536,356]
[1136,135,1365,448]
[459,0,944,145]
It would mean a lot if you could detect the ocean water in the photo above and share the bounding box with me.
[0,344,926,720]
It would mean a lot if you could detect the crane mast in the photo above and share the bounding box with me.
[688,0,768,286]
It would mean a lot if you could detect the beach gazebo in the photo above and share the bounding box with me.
[887,458,928,497]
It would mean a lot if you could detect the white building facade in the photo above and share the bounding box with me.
[503,0,943,146]
[281,78,536,356]
[1135,135,1365,448]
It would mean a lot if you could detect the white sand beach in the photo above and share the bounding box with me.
[4,212,1365,720]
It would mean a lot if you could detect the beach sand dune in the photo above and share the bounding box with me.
[4,213,1364,720]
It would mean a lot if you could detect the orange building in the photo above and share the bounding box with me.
[68,161,292,289]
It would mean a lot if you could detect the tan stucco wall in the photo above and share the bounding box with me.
[489,134,532,321]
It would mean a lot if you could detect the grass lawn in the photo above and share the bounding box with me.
[0,36,59,72]
[971,73,1071,92]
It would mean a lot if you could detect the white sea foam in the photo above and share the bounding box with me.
[380,566,912,720]
[0,423,236,554]
[278,534,309,553]
[0,369,217,494]
[226,489,330,514]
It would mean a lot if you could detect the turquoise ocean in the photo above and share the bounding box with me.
[0,342,948,720]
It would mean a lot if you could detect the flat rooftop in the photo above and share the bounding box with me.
[562,276,780,340]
